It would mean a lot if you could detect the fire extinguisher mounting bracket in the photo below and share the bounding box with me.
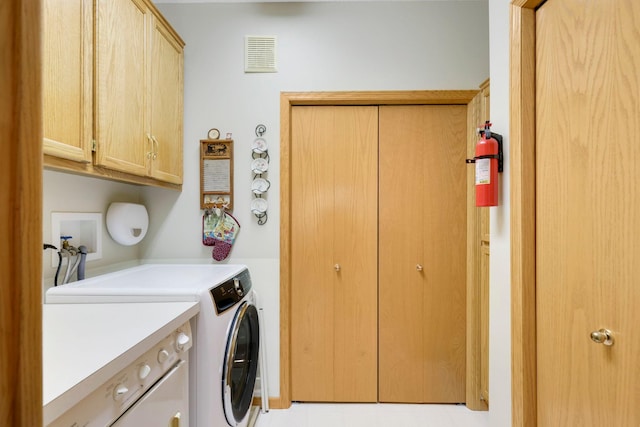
[465,131,504,173]
[492,132,504,173]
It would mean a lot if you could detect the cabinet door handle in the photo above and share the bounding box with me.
[146,133,154,159]
[334,264,341,272]
[416,264,423,272]
[151,135,159,160]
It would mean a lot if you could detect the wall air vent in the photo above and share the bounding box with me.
[245,36,277,73]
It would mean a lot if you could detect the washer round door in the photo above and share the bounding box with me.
[223,301,260,426]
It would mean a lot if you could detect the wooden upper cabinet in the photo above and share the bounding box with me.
[94,0,149,176]
[148,16,184,184]
[94,0,184,184]
[43,0,184,187]
[43,0,93,163]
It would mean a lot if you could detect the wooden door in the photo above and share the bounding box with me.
[290,106,378,402]
[536,1,640,425]
[149,16,184,184]
[378,105,467,403]
[94,0,149,176]
[43,0,92,163]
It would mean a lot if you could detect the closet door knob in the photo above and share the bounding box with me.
[590,328,614,346]
[334,264,341,272]
[416,264,423,272]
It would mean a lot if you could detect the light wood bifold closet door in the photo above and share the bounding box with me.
[291,106,379,402]
[378,105,467,403]
[290,104,466,403]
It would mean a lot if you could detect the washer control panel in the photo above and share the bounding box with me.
[48,321,192,427]
[211,268,252,315]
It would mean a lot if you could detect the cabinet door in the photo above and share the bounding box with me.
[148,17,184,184]
[43,0,92,163]
[94,0,149,176]
[291,106,378,402]
[379,105,467,403]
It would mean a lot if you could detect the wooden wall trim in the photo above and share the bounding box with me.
[279,93,293,408]
[465,89,487,411]
[252,397,285,410]
[143,0,185,47]
[512,0,545,8]
[281,90,477,106]
[0,0,43,425]
[510,2,537,427]
[479,78,490,92]
[280,90,479,408]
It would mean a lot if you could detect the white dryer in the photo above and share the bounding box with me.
[46,264,261,427]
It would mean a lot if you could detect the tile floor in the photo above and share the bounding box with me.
[253,403,490,427]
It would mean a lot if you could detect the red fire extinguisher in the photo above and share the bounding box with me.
[467,121,503,207]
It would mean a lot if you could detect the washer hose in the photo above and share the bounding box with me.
[43,244,62,287]
[77,245,88,281]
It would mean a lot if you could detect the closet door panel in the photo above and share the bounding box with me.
[378,107,426,402]
[333,107,378,401]
[291,106,378,402]
[379,105,467,403]
[420,105,467,402]
[291,106,336,401]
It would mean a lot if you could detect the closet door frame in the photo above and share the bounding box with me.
[279,91,482,409]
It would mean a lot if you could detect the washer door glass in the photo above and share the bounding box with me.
[223,302,260,426]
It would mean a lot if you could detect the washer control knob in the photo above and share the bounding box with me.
[157,349,170,364]
[113,384,129,401]
[138,364,151,381]
[234,278,244,297]
[175,332,191,352]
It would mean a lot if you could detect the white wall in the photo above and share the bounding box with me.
[42,170,143,288]
[488,0,511,426]
[149,1,489,398]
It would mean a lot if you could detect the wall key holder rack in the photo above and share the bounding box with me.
[201,130,233,210]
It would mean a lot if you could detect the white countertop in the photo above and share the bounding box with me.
[45,264,247,303]
[43,301,199,425]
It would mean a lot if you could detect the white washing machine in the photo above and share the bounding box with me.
[46,264,261,427]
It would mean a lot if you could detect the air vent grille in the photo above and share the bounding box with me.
[245,36,277,73]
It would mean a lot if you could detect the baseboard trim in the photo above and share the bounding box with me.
[252,396,289,409]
